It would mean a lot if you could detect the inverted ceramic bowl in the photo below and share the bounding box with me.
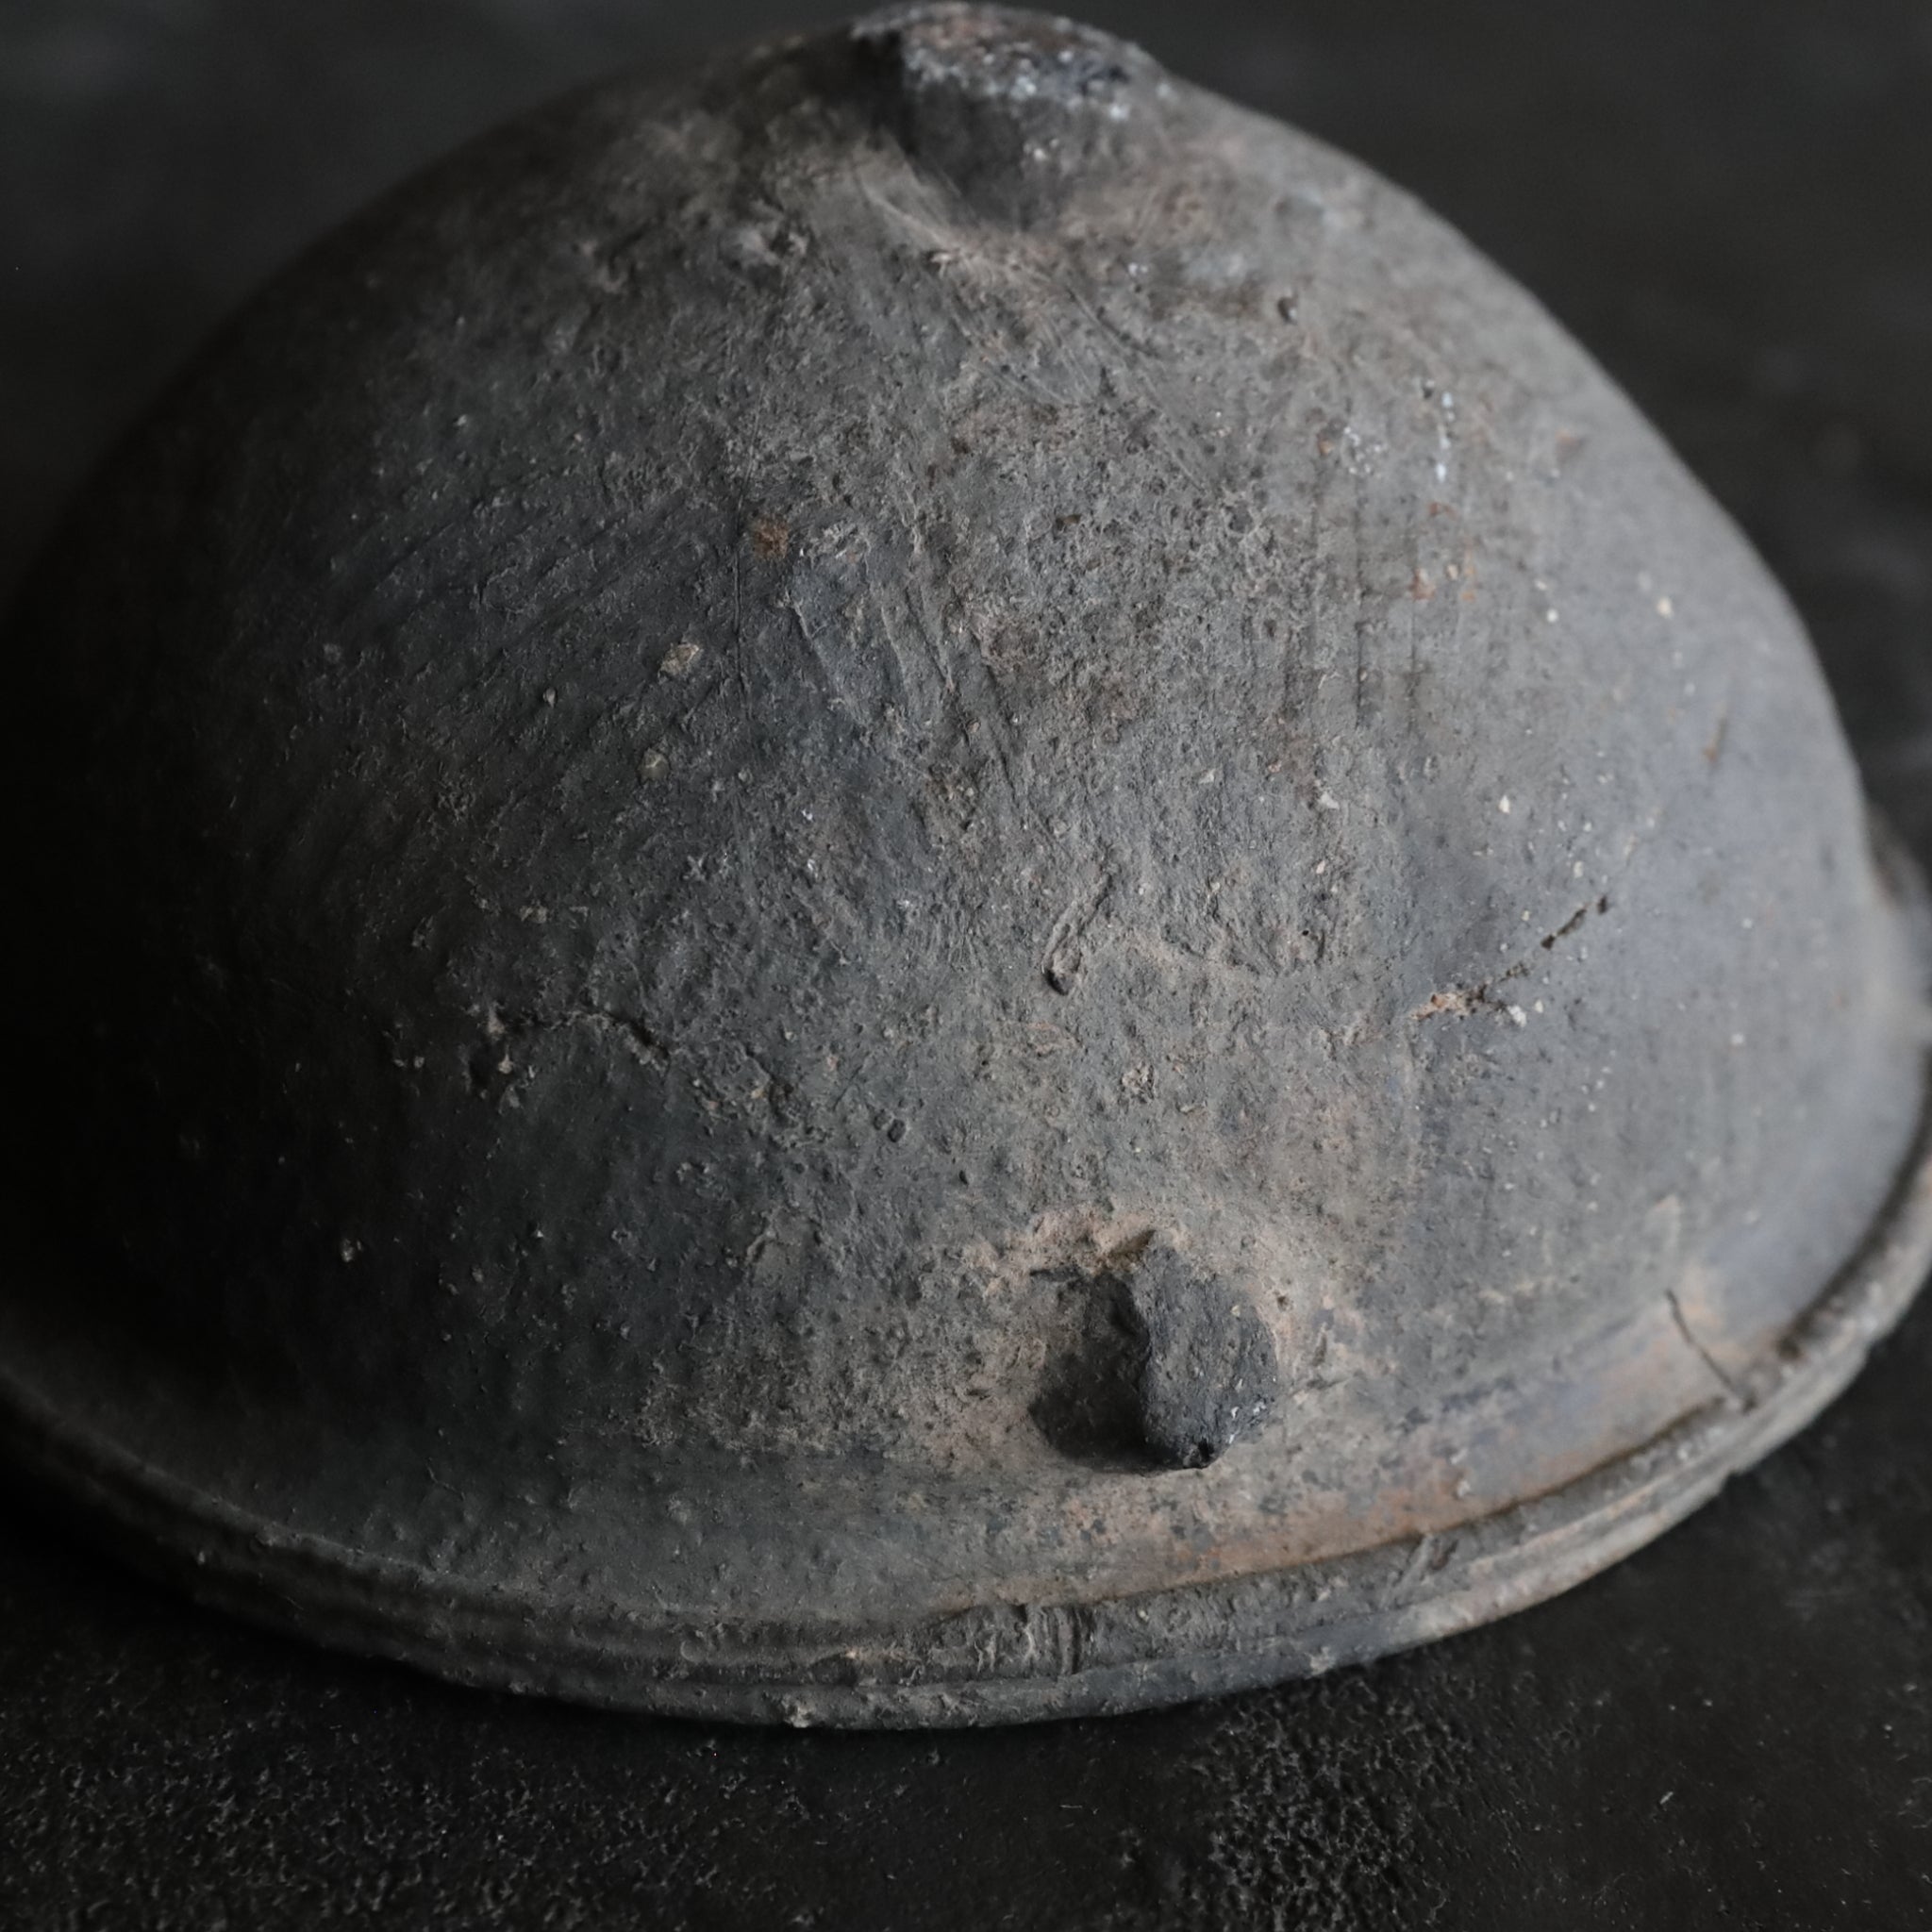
[3,4,1929,1724]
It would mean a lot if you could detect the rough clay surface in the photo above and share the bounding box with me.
[6,0,1932,1916]
[2,0,1929,1724]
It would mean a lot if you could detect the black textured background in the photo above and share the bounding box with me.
[5,2,1932,1924]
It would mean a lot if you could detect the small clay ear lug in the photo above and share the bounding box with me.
[1109,1242,1280,1471]
[849,3,1161,225]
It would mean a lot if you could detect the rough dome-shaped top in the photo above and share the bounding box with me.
[2,5,1928,1724]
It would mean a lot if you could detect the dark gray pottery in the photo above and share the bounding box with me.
[3,3,1929,1726]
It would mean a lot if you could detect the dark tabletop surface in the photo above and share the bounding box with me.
[6,2,1932,1925]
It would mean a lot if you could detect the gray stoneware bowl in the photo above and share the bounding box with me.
[3,3,1930,1725]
